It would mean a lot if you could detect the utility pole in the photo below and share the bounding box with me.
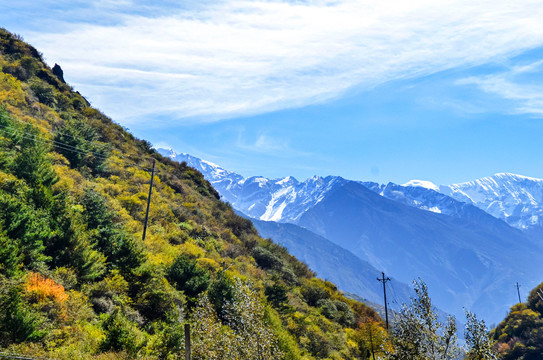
[222,260,233,273]
[377,272,391,329]
[142,159,155,242]
[516,282,522,304]
[185,323,191,360]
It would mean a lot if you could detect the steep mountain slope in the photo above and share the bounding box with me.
[0,28,385,359]
[249,218,413,308]
[440,173,543,232]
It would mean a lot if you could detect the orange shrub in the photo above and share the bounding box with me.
[25,272,69,304]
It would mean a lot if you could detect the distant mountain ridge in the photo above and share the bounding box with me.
[162,149,543,233]
[158,148,543,323]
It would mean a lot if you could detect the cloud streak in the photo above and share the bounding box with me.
[19,0,543,125]
[458,60,543,116]
[235,132,311,158]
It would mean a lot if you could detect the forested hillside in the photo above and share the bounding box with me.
[0,28,385,359]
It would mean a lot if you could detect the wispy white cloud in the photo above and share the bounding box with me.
[458,60,543,116]
[236,132,310,157]
[19,0,543,125]
[253,135,288,153]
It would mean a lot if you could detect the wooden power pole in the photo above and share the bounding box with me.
[185,323,191,360]
[377,272,391,329]
[142,159,155,242]
[516,282,522,304]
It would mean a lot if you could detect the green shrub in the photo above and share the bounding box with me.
[0,231,21,277]
[334,300,355,327]
[208,271,234,322]
[133,276,184,323]
[265,282,288,309]
[30,80,55,106]
[166,254,209,306]
[0,285,46,345]
[317,298,338,321]
[54,119,110,174]
[252,246,283,270]
[100,311,140,355]
[81,189,143,273]
[301,281,330,307]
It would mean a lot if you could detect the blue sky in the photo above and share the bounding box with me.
[2,0,543,184]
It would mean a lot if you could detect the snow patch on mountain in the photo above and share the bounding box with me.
[403,179,440,192]
[157,148,345,223]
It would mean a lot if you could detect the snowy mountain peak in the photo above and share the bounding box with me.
[199,158,222,170]
[403,179,440,192]
[275,175,298,185]
[246,176,270,188]
[156,149,243,184]
[160,147,177,158]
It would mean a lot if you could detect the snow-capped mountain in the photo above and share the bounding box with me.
[365,173,543,234]
[159,148,543,234]
[360,181,520,232]
[159,148,543,233]
[160,149,244,183]
[440,173,543,231]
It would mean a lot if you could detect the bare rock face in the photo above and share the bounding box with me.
[52,63,65,83]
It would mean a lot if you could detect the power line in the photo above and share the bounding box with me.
[1,114,158,168]
[388,279,402,307]
[0,124,110,161]
[8,116,87,144]
[0,124,155,172]
[8,117,155,165]
[0,118,160,239]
